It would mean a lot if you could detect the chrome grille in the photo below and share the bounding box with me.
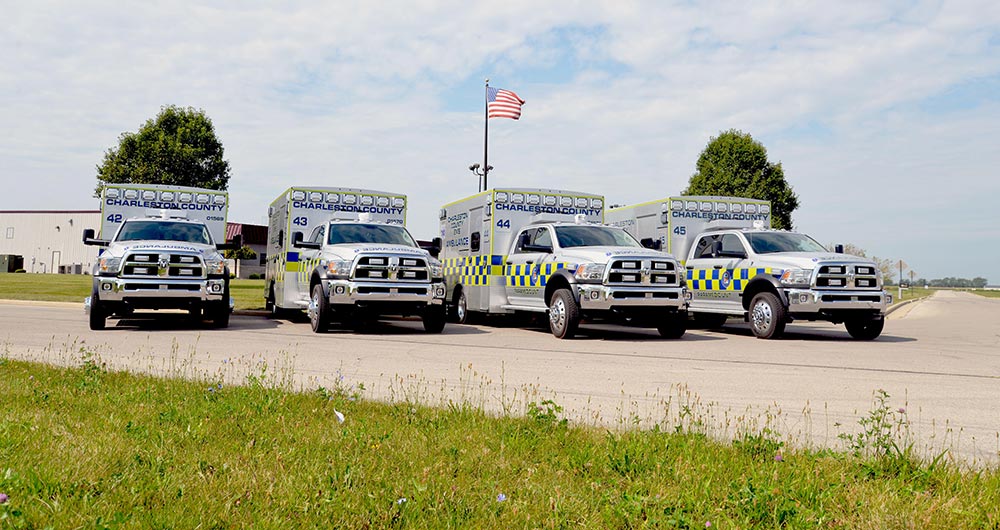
[353,255,429,282]
[607,259,678,286]
[815,263,880,290]
[122,252,204,278]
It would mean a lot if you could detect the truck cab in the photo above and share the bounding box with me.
[83,207,237,330]
[684,227,890,339]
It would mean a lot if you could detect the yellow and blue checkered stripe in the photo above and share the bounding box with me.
[687,267,780,291]
[272,251,321,282]
[443,255,505,286]
[504,262,569,288]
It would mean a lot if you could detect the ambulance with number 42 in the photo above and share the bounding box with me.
[606,196,891,340]
[264,187,447,333]
[439,188,688,339]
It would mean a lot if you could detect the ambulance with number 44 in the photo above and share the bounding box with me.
[82,184,240,330]
[265,187,447,333]
[439,188,688,339]
[606,196,891,340]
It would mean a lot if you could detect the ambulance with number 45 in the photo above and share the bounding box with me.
[265,187,447,333]
[82,184,240,330]
[606,196,891,340]
[439,188,688,339]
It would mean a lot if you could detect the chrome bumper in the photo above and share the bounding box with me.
[89,276,228,303]
[577,284,687,311]
[324,279,446,305]
[785,288,890,314]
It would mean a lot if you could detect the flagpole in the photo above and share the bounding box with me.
[483,78,489,192]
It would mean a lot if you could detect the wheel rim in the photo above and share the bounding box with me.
[550,297,566,332]
[308,289,320,326]
[457,293,467,322]
[751,300,772,332]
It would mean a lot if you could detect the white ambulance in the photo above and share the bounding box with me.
[265,186,446,333]
[82,183,238,329]
[606,196,891,339]
[439,188,688,339]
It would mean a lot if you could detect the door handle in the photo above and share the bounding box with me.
[713,265,724,269]
[685,266,694,270]
[525,260,534,265]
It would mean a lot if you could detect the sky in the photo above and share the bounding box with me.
[2,1,998,281]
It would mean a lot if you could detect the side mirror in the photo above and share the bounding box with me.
[292,232,322,250]
[217,233,242,251]
[640,238,662,251]
[429,237,442,258]
[82,228,108,247]
[292,232,304,246]
[710,240,723,258]
[835,244,844,254]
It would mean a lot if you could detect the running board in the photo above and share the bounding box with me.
[500,305,548,313]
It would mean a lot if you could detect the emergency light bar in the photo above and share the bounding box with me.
[543,196,557,206]
[591,199,603,209]
[576,197,588,208]
[343,195,357,205]
[495,192,509,203]
[179,193,192,203]
[142,190,156,200]
[716,202,728,212]
[392,197,405,208]
[376,197,389,207]
[731,203,743,213]
[327,193,340,203]
[511,193,524,204]
[160,191,175,201]
[310,192,323,202]
[560,197,573,207]
[213,195,225,206]
[361,196,374,206]
[291,190,306,201]
[106,188,121,199]
[124,189,138,200]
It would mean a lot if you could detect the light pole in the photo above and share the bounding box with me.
[468,163,493,193]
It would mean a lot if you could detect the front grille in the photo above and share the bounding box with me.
[122,252,204,278]
[353,255,429,282]
[607,259,678,286]
[815,263,880,290]
[821,295,883,302]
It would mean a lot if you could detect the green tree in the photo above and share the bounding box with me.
[223,246,257,278]
[95,105,231,197]
[683,129,799,229]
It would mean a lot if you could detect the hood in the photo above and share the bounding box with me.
[556,246,679,264]
[105,240,220,258]
[323,243,430,261]
[753,252,875,270]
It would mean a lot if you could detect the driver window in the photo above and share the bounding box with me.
[532,227,551,248]
[720,234,745,255]
[694,235,719,259]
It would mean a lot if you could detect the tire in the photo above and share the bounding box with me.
[309,283,330,333]
[450,288,469,324]
[749,291,786,339]
[187,305,202,325]
[422,305,447,333]
[267,284,287,319]
[657,312,687,339]
[88,288,106,331]
[208,281,231,328]
[845,317,884,340]
[548,288,581,339]
[692,313,728,329]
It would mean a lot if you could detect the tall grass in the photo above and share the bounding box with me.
[1,352,997,529]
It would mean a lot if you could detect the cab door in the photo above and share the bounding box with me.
[505,226,553,308]
[685,233,748,312]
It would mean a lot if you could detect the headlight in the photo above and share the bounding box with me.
[574,263,605,283]
[780,268,813,288]
[205,256,226,276]
[98,256,121,275]
[428,258,444,279]
[326,259,352,279]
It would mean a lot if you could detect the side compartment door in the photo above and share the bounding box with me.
[685,233,748,313]
[504,227,551,308]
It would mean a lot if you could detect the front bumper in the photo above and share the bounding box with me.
[85,276,231,313]
[324,279,446,305]
[577,284,687,311]
[785,288,890,314]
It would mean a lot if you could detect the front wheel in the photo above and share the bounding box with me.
[309,283,330,333]
[657,312,687,339]
[548,288,581,339]
[422,305,447,333]
[845,317,884,340]
[208,281,231,328]
[88,289,106,331]
[749,292,786,339]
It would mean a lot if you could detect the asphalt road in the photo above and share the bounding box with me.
[2,290,998,465]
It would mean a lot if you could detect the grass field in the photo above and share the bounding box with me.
[1,356,997,529]
[0,274,266,310]
[886,286,935,302]
[969,289,1000,298]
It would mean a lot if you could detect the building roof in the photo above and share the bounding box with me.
[226,222,268,245]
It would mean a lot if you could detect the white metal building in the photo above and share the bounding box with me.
[0,210,101,274]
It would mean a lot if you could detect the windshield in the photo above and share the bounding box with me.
[328,224,417,247]
[116,221,212,244]
[554,226,642,248]
[746,232,827,254]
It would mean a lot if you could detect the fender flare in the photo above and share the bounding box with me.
[544,269,579,305]
[742,274,788,310]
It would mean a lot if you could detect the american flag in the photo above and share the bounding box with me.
[487,87,525,120]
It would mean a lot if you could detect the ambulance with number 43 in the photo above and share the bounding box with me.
[82,184,240,330]
[439,188,688,339]
[264,187,447,333]
[606,196,891,340]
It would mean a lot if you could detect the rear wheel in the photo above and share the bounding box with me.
[749,292,786,339]
[309,283,329,333]
[422,305,447,333]
[88,288,106,331]
[657,312,687,339]
[845,317,884,340]
[548,288,581,339]
[451,288,468,324]
[209,281,231,328]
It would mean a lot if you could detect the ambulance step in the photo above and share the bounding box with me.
[500,305,548,313]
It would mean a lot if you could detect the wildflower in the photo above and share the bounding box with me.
[334,410,345,424]
[774,453,784,462]
[897,407,906,414]
[0,493,8,504]
[222,358,229,364]
[208,387,215,393]
[217,383,223,390]
[705,522,711,528]
[496,493,507,502]
[396,497,407,505]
